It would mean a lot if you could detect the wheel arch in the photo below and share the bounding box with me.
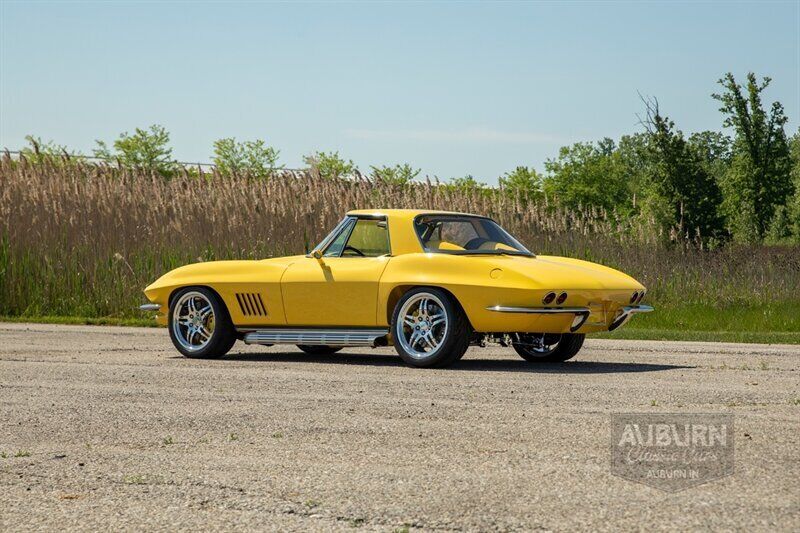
[167,284,233,322]
[385,284,474,331]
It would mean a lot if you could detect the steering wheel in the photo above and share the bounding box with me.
[343,245,365,257]
[464,237,490,250]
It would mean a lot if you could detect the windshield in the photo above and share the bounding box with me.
[311,217,351,254]
[311,216,391,257]
[414,215,533,256]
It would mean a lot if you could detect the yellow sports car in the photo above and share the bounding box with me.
[140,209,653,367]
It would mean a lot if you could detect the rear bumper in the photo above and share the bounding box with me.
[486,306,592,332]
[485,304,654,333]
[139,303,161,312]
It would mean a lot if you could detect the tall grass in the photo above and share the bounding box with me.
[1,155,799,329]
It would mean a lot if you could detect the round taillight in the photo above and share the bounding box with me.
[630,291,639,304]
[556,292,567,305]
[542,292,556,305]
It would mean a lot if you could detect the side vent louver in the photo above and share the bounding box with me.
[235,293,267,317]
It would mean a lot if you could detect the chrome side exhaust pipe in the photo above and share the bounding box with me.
[608,305,654,331]
[241,328,389,347]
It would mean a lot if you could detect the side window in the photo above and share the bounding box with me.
[323,218,356,257]
[342,219,390,257]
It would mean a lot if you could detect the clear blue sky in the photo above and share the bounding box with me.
[1,1,798,182]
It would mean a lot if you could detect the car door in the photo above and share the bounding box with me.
[281,216,392,326]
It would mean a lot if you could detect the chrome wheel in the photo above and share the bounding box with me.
[397,292,448,359]
[514,333,561,357]
[172,291,215,353]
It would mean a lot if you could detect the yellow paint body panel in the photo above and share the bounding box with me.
[143,209,647,335]
[281,256,391,326]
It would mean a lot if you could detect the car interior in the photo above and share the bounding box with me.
[416,216,521,253]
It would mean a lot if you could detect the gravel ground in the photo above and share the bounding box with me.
[1,323,798,532]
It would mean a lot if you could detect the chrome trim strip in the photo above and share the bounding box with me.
[486,305,591,333]
[242,328,389,347]
[139,303,161,311]
[486,304,653,333]
[486,306,591,314]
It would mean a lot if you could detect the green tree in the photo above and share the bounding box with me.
[448,175,485,193]
[641,102,726,243]
[785,129,800,241]
[212,138,281,178]
[94,124,176,175]
[687,131,731,186]
[766,205,793,243]
[615,133,651,209]
[19,135,79,164]
[370,163,420,186]
[499,166,542,200]
[712,73,792,242]
[303,151,356,180]
[542,139,632,212]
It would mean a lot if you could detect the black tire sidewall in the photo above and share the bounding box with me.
[514,333,584,363]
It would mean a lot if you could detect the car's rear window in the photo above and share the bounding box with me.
[414,215,532,256]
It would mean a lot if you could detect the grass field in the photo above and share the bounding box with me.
[1,157,799,344]
[600,302,800,344]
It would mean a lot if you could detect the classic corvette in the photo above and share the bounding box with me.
[140,209,653,367]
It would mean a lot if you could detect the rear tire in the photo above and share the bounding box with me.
[513,333,584,362]
[391,287,470,368]
[297,345,342,355]
[169,287,236,359]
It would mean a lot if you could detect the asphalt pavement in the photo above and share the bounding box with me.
[1,323,798,531]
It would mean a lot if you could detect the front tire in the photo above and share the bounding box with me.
[513,333,584,362]
[169,287,236,359]
[391,287,470,368]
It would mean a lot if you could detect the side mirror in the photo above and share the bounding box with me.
[311,249,323,261]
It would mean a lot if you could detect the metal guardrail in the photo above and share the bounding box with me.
[1,149,305,172]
